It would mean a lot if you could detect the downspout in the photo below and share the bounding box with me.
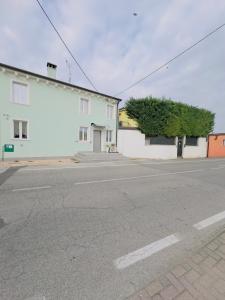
[115,101,119,152]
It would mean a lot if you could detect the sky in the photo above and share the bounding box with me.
[1,0,225,131]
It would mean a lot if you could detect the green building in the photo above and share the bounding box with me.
[0,62,121,159]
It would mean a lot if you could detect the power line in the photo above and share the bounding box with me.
[115,22,225,96]
[35,0,98,91]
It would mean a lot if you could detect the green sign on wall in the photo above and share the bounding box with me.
[4,144,14,152]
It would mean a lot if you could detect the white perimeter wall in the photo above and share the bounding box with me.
[182,137,207,158]
[118,129,207,159]
[118,129,177,159]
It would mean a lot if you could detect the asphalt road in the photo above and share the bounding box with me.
[0,158,225,300]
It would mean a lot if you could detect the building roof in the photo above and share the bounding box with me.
[0,62,122,102]
[209,133,225,136]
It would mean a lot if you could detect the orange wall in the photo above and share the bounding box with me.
[208,135,225,157]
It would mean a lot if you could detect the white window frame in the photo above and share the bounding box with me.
[106,104,115,120]
[79,126,89,142]
[12,119,29,140]
[80,98,91,115]
[106,130,113,143]
[11,80,29,105]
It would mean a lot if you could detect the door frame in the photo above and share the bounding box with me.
[177,137,183,157]
[93,130,102,152]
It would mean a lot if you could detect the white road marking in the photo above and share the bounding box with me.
[193,210,225,230]
[75,169,203,185]
[210,166,225,170]
[114,234,181,270]
[12,186,51,192]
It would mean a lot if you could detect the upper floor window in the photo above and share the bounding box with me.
[12,81,28,105]
[13,120,28,140]
[79,127,88,142]
[107,104,114,120]
[80,98,90,114]
[106,130,113,143]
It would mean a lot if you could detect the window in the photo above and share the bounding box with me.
[80,98,89,114]
[79,127,88,141]
[107,105,114,120]
[12,81,28,105]
[145,136,175,145]
[106,130,112,143]
[186,137,198,146]
[13,120,28,139]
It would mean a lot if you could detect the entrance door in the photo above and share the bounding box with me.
[177,137,183,157]
[93,130,101,152]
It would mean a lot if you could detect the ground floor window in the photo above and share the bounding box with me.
[79,127,88,141]
[145,136,175,145]
[186,137,198,146]
[106,130,112,143]
[13,120,28,139]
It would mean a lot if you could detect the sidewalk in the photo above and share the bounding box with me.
[0,158,78,168]
[128,228,225,300]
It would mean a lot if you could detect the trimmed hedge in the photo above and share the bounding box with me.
[125,97,215,137]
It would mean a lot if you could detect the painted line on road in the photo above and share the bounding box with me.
[75,169,204,185]
[12,185,52,192]
[210,165,225,170]
[114,234,181,270]
[193,210,225,230]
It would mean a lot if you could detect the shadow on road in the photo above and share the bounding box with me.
[0,166,26,187]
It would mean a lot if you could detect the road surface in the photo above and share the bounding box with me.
[0,158,225,300]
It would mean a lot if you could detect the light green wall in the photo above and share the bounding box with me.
[0,69,118,159]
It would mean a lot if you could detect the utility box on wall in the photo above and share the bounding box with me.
[4,144,14,153]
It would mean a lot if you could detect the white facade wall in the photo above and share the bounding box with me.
[118,129,177,159]
[118,129,207,159]
[182,137,207,158]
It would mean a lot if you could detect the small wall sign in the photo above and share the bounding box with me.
[4,144,14,153]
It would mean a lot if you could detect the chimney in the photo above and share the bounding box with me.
[47,62,57,79]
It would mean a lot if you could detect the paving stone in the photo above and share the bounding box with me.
[203,247,221,261]
[159,276,171,288]
[218,245,225,255]
[179,276,202,299]
[160,285,179,300]
[193,281,215,300]
[184,270,200,284]
[216,259,225,272]
[200,256,217,270]
[197,273,216,288]
[152,295,163,300]
[191,254,204,264]
[172,265,187,278]
[129,289,151,300]
[166,273,184,293]
[214,278,225,294]
[182,263,192,272]
[175,291,194,300]
[207,242,219,251]
[187,260,204,275]
[145,280,163,297]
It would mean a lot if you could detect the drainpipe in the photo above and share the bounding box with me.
[115,101,119,152]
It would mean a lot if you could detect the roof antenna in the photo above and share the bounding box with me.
[65,59,72,83]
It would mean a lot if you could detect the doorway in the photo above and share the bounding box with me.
[177,137,183,157]
[93,130,101,152]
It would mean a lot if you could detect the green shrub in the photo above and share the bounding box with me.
[125,97,214,137]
